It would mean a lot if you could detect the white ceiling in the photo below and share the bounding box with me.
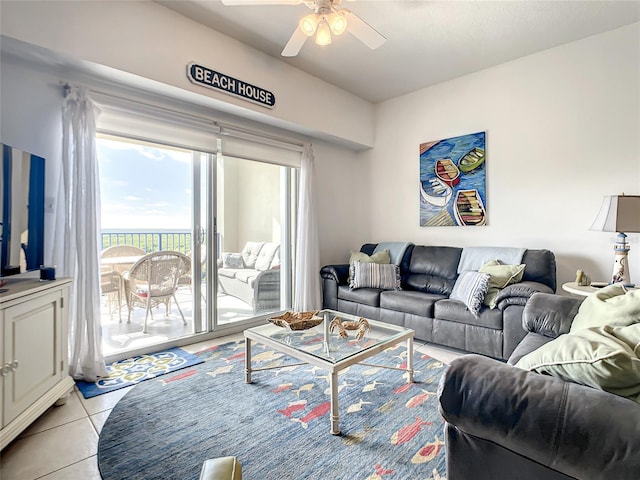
[157,1,640,103]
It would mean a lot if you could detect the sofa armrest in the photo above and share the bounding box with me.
[320,264,350,285]
[495,281,553,311]
[254,268,280,289]
[253,268,280,310]
[439,355,640,480]
[522,292,581,338]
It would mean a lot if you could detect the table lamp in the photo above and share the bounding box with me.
[590,194,640,285]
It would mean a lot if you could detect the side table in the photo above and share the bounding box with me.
[561,281,598,297]
[562,281,638,297]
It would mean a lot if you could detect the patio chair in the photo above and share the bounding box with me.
[123,251,191,334]
[100,270,123,322]
[177,246,206,295]
[101,245,146,274]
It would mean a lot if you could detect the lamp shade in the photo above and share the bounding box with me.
[299,14,318,36]
[590,195,640,233]
[315,19,332,45]
[328,12,347,36]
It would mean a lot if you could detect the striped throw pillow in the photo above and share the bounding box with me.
[349,261,401,290]
[450,271,490,318]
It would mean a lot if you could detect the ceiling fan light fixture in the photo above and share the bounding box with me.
[315,18,332,45]
[299,13,319,36]
[328,11,347,36]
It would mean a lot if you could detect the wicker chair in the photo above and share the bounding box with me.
[100,270,123,322]
[101,245,146,274]
[124,251,191,333]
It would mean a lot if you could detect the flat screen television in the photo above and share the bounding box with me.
[1,143,45,277]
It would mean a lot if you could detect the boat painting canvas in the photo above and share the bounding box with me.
[420,131,486,227]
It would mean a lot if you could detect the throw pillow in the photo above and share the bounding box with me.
[349,249,391,265]
[222,253,244,269]
[479,260,526,308]
[515,324,640,403]
[450,271,491,318]
[570,284,640,332]
[349,261,400,290]
[348,249,391,282]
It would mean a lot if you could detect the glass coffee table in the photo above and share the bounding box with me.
[244,309,415,435]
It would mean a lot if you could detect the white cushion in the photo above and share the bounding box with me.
[255,243,279,271]
[241,242,264,269]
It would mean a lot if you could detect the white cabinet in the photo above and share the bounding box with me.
[0,276,75,450]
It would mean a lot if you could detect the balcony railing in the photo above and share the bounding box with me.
[101,230,191,255]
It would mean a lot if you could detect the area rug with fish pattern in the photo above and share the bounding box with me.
[98,339,448,480]
[75,347,204,398]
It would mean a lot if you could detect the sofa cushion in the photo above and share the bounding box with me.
[255,243,279,271]
[338,285,381,307]
[241,242,265,269]
[235,270,259,286]
[349,262,400,290]
[515,324,640,403]
[218,268,240,279]
[434,299,504,329]
[570,284,640,332]
[350,249,391,265]
[405,246,462,295]
[450,271,491,318]
[222,253,244,269]
[520,249,557,292]
[380,290,443,317]
[479,261,526,308]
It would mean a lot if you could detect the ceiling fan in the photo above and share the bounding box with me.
[220,0,387,57]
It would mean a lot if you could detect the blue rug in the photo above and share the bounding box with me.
[98,340,448,480]
[76,347,204,398]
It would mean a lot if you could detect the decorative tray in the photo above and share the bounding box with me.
[268,311,323,330]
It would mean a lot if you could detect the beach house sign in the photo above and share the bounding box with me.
[187,63,275,109]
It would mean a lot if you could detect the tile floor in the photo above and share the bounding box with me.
[0,333,463,480]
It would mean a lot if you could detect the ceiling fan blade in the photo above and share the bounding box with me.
[281,27,308,57]
[221,0,304,5]
[344,10,386,50]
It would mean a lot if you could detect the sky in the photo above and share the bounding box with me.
[97,137,193,231]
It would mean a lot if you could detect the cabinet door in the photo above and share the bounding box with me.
[0,311,3,427]
[3,290,63,425]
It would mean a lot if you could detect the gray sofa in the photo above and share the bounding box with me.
[438,293,640,480]
[218,241,280,312]
[320,243,556,360]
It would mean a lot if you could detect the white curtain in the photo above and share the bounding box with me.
[294,143,321,311]
[56,87,107,381]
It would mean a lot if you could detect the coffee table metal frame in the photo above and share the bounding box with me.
[244,310,414,435]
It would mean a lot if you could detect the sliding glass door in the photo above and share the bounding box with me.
[96,127,299,360]
[215,153,293,326]
[97,135,207,358]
